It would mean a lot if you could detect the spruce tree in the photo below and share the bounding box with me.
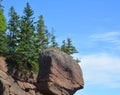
[18,2,38,72]
[0,0,7,56]
[61,40,67,53]
[50,35,58,48]
[36,15,49,51]
[61,38,78,55]
[8,6,20,59]
[67,38,78,55]
[49,28,59,48]
[0,0,3,11]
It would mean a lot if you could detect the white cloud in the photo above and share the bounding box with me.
[73,32,120,88]
[87,32,120,53]
[90,31,120,45]
[76,53,120,88]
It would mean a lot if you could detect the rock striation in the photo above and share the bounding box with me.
[0,57,42,95]
[37,49,84,95]
[0,48,84,95]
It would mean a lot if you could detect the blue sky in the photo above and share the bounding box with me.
[2,0,120,95]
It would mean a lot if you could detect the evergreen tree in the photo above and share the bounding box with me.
[0,1,79,72]
[0,0,3,11]
[67,38,78,55]
[36,15,49,51]
[20,2,35,41]
[49,28,59,48]
[17,2,38,72]
[50,35,59,48]
[0,0,7,56]
[8,6,20,58]
[61,40,67,53]
[61,38,78,55]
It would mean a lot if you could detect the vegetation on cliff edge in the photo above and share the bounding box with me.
[0,1,78,73]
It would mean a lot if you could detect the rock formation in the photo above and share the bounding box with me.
[0,48,84,95]
[37,49,84,95]
[0,57,42,95]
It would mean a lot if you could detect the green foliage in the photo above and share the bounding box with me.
[61,38,78,55]
[8,6,20,56]
[1,2,79,74]
[0,2,6,32]
[0,0,4,11]
[49,28,59,48]
[50,35,59,48]
[7,3,39,73]
[61,40,67,53]
[36,15,49,51]
[17,2,38,73]
[75,58,81,63]
[0,5,7,56]
[0,10,6,35]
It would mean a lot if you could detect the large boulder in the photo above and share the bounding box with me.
[37,48,84,95]
[0,48,84,95]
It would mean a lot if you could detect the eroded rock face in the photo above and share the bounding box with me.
[0,57,42,95]
[0,49,84,95]
[37,49,84,95]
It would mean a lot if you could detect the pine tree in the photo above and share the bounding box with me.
[8,6,20,58]
[0,0,7,56]
[49,28,59,48]
[50,35,59,48]
[61,40,67,53]
[17,2,38,72]
[61,38,78,55]
[20,2,35,41]
[36,15,49,51]
[67,38,78,55]
[0,0,3,11]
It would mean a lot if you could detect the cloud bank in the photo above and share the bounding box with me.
[79,53,120,88]
[74,32,120,89]
[90,32,120,50]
